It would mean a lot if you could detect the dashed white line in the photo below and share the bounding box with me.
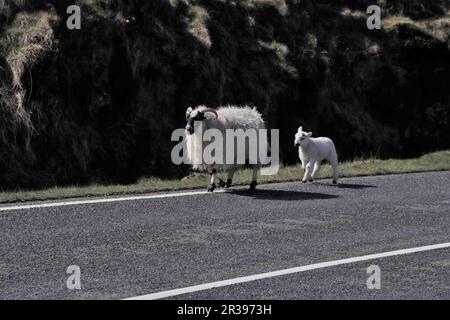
[0,190,225,212]
[124,242,450,300]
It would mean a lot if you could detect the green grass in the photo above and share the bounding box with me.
[1,150,449,204]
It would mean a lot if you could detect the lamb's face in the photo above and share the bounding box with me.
[294,127,312,148]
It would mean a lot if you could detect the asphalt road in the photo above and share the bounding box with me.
[0,172,449,300]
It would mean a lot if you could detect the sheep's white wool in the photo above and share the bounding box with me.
[184,105,268,191]
[294,126,339,183]
[218,105,265,130]
[185,129,205,170]
[185,105,266,171]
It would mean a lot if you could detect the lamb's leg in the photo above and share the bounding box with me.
[328,151,339,184]
[226,167,236,188]
[249,166,258,191]
[307,161,317,182]
[300,152,308,170]
[330,159,338,184]
[332,164,338,184]
[208,168,217,192]
[302,162,311,183]
[311,161,321,180]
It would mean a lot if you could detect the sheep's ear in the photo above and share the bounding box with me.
[298,126,303,133]
[306,132,313,137]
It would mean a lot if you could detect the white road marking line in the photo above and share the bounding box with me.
[0,190,225,212]
[124,242,450,300]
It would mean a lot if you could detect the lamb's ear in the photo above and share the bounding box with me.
[298,126,303,133]
[306,132,313,137]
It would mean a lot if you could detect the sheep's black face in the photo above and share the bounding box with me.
[185,111,205,135]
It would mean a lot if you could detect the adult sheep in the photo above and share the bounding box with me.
[294,126,339,184]
[185,105,267,192]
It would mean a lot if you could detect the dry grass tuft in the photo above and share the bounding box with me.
[258,40,298,78]
[188,5,212,48]
[384,11,450,42]
[0,10,58,126]
[242,0,289,16]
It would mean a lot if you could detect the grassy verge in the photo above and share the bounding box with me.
[1,150,449,204]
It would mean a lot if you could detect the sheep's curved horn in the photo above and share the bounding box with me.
[202,108,218,119]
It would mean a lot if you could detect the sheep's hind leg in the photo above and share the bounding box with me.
[225,167,236,188]
[249,166,258,191]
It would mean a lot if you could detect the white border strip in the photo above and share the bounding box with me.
[124,242,450,300]
[0,190,225,212]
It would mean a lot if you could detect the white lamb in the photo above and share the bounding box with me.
[294,126,338,184]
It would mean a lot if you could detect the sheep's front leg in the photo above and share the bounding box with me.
[208,168,218,192]
[249,166,258,191]
[302,162,311,183]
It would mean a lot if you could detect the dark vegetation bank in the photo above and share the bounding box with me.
[0,0,449,190]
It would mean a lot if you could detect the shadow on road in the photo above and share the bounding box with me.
[316,182,377,189]
[228,189,339,201]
